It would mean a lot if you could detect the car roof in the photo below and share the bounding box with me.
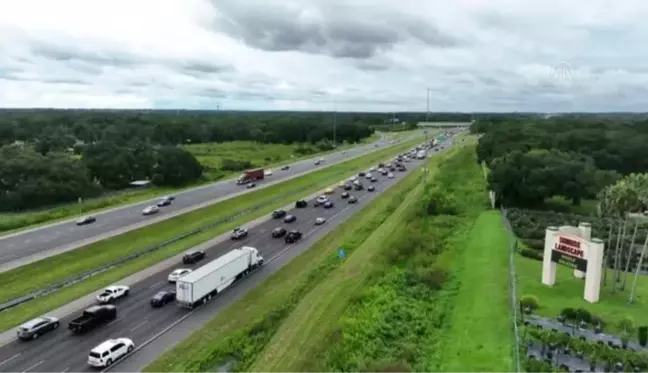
[91,339,122,353]
[86,305,115,312]
[20,317,48,328]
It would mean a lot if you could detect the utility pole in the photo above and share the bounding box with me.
[333,104,337,148]
[424,88,430,185]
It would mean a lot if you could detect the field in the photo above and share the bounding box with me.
[147,136,514,372]
[0,137,423,332]
[516,254,648,333]
[433,211,513,372]
[0,132,390,235]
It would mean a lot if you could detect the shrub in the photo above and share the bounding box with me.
[522,239,545,251]
[560,307,577,320]
[575,308,592,324]
[220,158,253,171]
[619,316,636,333]
[362,361,412,372]
[520,295,540,311]
[425,188,458,216]
[638,326,648,347]
[417,267,448,290]
[519,248,543,261]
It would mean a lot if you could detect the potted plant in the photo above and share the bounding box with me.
[637,326,647,347]
[620,331,631,349]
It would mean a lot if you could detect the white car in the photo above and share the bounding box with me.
[168,268,192,283]
[315,217,326,225]
[387,173,395,179]
[365,173,373,179]
[319,157,324,162]
[142,205,159,215]
[369,167,376,172]
[315,195,329,206]
[96,285,130,303]
[88,338,135,368]
[231,227,248,240]
[350,176,358,182]
[264,170,273,176]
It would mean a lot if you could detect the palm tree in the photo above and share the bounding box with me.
[621,223,639,290]
[598,180,643,292]
[629,232,648,303]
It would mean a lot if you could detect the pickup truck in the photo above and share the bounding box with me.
[68,305,117,333]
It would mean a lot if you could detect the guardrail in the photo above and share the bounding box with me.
[0,168,353,313]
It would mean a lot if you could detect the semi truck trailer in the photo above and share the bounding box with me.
[175,246,264,308]
[236,168,264,185]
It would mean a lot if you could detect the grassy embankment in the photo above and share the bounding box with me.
[0,137,423,332]
[516,253,648,330]
[146,136,515,372]
[0,132,394,235]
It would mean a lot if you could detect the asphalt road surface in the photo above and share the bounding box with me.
[0,134,415,271]
[0,143,450,373]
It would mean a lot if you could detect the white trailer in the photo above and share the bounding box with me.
[416,150,426,159]
[176,246,264,308]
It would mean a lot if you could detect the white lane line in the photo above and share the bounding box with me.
[0,353,21,367]
[148,281,163,289]
[130,319,149,332]
[22,359,44,372]
[107,316,123,326]
[61,367,70,373]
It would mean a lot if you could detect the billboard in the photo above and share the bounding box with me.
[551,235,588,272]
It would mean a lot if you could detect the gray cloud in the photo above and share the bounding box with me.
[210,0,459,59]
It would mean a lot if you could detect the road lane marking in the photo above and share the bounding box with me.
[22,359,43,372]
[148,281,163,289]
[0,353,21,367]
[107,316,123,326]
[61,367,70,373]
[130,319,149,332]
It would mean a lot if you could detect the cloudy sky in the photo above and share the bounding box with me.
[1,0,647,112]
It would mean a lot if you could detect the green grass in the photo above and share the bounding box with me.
[144,139,446,373]
[0,132,396,236]
[434,210,513,372]
[516,254,648,333]
[0,137,424,333]
[250,156,431,372]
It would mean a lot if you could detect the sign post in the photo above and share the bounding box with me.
[541,223,604,303]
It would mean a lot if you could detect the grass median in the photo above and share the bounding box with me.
[0,131,405,235]
[0,137,425,332]
[145,136,445,372]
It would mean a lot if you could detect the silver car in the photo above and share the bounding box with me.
[17,316,60,340]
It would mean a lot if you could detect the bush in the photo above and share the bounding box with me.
[638,326,648,347]
[519,248,543,261]
[520,295,540,311]
[416,267,448,290]
[575,308,592,323]
[560,307,577,320]
[425,188,458,216]
[220,158,253,171]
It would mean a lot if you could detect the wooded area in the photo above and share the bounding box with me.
[472,116,648,209]
[0,110,421,211]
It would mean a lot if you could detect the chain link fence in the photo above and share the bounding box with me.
[0,170,351,313]
[501,207,522,372]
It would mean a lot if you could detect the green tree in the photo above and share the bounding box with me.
[151,146,203,186]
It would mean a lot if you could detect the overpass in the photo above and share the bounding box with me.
[417,121,473,129]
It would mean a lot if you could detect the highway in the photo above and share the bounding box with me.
[0,133,417,272]
[0,140,451,373]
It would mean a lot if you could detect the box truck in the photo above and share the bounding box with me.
[236,169,264,185]
[175,246,264,308]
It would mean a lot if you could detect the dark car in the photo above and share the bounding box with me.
[378,163,385,168]
[354,183,364,191]
[398,167,406,172]
[272,227,287,238]
[368,186,375,192]
[348,196,358,204]
[381,170,388,176]
[157,197,173,207]
[284,214,297,223]
[247,183,256,189]
[150,290,176,308]
[76,216,96,226]
[272,210,287,219]
[285,230,303,244]
[281,165,290,170]
[295,200,308,208]
[389,167,396,172]
[17,316,60,340]
[68,305,117,334]
[343,183,352,191]
[341,192,350,199]
[370,177,377,182]
[182,250,205,264]
[358,172,365,177]
[323,201,334,209]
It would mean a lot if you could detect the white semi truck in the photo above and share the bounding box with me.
[175,246,264,308]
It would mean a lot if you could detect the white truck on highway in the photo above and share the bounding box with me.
[175,246,264,309]
[416,150,427,159]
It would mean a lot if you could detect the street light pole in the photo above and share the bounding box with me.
[333,105,337,148]
[424,88,431,185]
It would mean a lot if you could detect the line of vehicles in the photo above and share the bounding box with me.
[75,196,176,227]
[10,141,444,370]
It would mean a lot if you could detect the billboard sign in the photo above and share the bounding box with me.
[551,235,588,272]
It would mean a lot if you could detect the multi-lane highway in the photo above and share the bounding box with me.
[0,140,450,373]
[0,133,420,272]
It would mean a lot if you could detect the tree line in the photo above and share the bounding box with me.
[472,116,648,208]
[1,110,399,211]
